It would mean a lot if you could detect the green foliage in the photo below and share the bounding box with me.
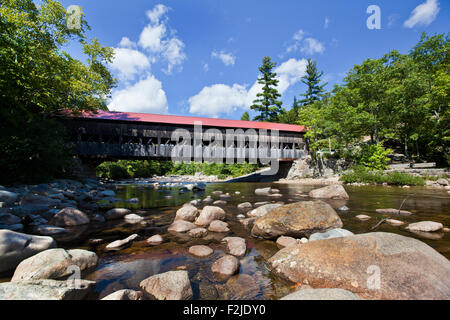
[251,56,283,122]
[96,160,260,180]
[359,142,393,171]
[0,0,116,184]
[298,32,449,166]
[241,112,250,121]
[299,58,327,106]
[341,165,425,186]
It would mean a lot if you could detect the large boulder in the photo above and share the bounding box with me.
[216,274,261,300]
[281,288,361,300]
[0,230,56,274]
[0,279,95,300]
[269,232,450,300]
[175,205,199,222]
[247,204,283,218]
[251,201,343,239]
[104,208,131,221]
[139,271,193,300]
[309,185,350,200]
[194,206,226,227]
[20,193,59,207]
[49,207,90,227]
[11,248,98,281]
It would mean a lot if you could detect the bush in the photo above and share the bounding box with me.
[359,142,393,171]
[341,165,425,186]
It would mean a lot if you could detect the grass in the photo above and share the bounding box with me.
[341,165,426,186]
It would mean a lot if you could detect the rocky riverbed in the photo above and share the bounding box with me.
[0,178,449,300]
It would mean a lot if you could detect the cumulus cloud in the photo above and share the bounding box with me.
[138,4,186,73]
[110,47,150,81]
[118,37,137,49]
[108,75,168,114]
[404,0,440,28]
[211,50,236,66]
[189,58,307,117]
[301,38,325,55]
[286,29,325,56]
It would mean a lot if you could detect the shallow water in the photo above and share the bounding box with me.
[8,182,450,300]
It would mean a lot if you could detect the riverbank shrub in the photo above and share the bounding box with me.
[341,165,425,186]
[96,160,260,180]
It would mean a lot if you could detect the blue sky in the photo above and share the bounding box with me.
[59,0,449,120]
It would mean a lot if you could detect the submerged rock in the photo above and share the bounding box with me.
[11,248,98,281]
[269,232,450,300]
[251,201,343,239]
[104,208,131,220]
[386,219,404,226]
[376,208,413,216]
[139,271,193,300]
[0,279,95,300]
[406,221,443,232]
[356,215,371,221]
[0,230,56,274]
[188,228,208,238]
[281,288,361,300]
[188,245,214,258]
[49,207,89,227]
[217,274,260,300]
[168,220,197,233]
[147,235,163,246]
[105,234,139,251]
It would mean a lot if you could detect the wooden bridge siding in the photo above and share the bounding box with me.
[62,118,306,160]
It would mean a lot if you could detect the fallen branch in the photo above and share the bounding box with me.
[371,218,387,231]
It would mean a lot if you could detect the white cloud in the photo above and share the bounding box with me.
[324,17,330,29]
[286,30,325,56]
[146,4,169,24]
[404,0,440,28]
[111,47,150,80]
[301,38,325,55]
[118,37,136,49]
[189,58,308,117]
[108,75,168,114]
[211,50,236,66]
[293,29,306,41]
[203,63,209,72]
[188,84,248,117]
[137,4,186,73]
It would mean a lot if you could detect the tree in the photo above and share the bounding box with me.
[250,56,283,122]
[0,0,116,184]
[278,97,300,124]
[241,112,250,121]
[299,58,327,106]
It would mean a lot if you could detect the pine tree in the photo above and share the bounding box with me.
[251,56,283,122]
[241,112,250,121]
[300,59,327,106]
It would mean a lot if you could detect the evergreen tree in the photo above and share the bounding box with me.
[251,56,283,122]
[300,59,327,106]
[241,112,250,121]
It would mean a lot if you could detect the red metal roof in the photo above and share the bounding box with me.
[68,110,307,133]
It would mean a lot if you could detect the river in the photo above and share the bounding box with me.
[52,182,450,300]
